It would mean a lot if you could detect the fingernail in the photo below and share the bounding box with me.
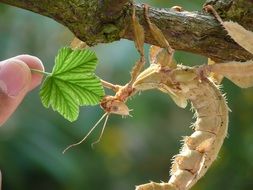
[0,60,29,97]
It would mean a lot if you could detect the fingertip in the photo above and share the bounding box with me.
[0,59,31,97]
[14,54,44,91]
[0,59,31,125]
[0,54,44,126]
[0,170,2,190]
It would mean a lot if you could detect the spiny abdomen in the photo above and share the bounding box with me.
[169,79,228,190]
[136,78,229,190]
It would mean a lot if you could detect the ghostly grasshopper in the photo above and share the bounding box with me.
[64,3,253,190]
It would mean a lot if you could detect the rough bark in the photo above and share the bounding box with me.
[0,0,252,62]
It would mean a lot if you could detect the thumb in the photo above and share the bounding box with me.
[0,170,1,190]
[0,170,2,190]
[0,56,42,125]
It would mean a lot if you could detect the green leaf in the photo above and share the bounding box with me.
[40,47,105,122]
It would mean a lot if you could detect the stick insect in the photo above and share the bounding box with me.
[64,3,253,190]
[135,5,253,190]
[133,5,229,190]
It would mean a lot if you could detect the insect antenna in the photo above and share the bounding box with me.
[91,113,110,148]
[62,113,108,154]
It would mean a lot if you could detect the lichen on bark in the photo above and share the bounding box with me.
[0,0,252,62]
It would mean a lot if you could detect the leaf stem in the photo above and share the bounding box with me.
[30,68,51,76]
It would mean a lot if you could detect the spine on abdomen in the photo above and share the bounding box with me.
[169,79,228,190]
[136,79,229,190]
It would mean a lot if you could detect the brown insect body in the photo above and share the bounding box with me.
[134,64,229,190]
[173,72,228,189]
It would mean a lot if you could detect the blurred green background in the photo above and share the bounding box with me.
[1,1,253,190]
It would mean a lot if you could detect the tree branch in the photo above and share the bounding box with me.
[0,0,252,62]
[102,0,130,16]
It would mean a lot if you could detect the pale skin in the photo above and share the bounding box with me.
[0,55,44,125]
[0,55,44,190]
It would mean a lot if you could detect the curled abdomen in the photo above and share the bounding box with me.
[136,78,229,190]
[170,80,228,189]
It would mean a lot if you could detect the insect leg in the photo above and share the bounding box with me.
[70,37,88,50]
[204,60,253,88]
[207,58,224,84]
[202,5,253,88]
[144,4,176,69]
[100,79,122,92]
[136,181,176,190]
[128,3,145,86]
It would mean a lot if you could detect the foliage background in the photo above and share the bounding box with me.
[1,0,253,189]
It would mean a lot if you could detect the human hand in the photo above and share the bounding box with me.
[0,55,44,126]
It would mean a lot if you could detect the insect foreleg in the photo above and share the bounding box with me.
[100,79,122,92]
[207,58,224,84]
[144,5,176,69]
[128,3,145,86]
